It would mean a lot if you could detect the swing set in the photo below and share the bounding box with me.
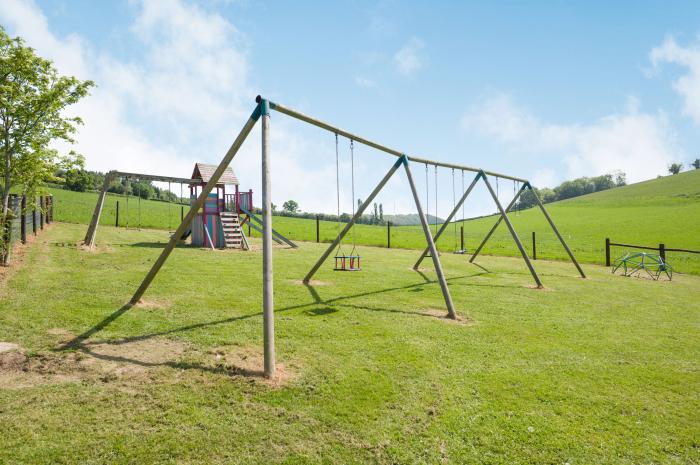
[333,134,361,271]
[84,171,194,247]
[117,95,584,379]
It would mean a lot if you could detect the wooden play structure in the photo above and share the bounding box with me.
[118,95,584,379]
[188,163,248,249]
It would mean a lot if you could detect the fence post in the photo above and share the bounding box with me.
[316,215,320,243]
[659,243,666,263]
[605,238,610,266]
[21,195,27,244]
[40,196,44,230]
[532,231,536,260]
[181,205,184,221]
[32,197,37,235]
[387,221,391,248]
[116,201,120,227]
[460,225,464,252]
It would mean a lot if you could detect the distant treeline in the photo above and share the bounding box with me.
[516,172,626,209]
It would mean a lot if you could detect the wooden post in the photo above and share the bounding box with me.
[403,158,458,319]
[261,100,275,379]
[532,231,536,260]
[129,104,261,305]
[20,195,26,244]
[116,201,120,227]
[605,238,611,267]
[387,221,391,248]
[84,172,115,247]
[303,157,404,284]
[460,226,464,252]
[181,205,184,221]
[659,243,666,263]
[415,172,481,268]
[39,196,44,230]
[32,197,37,235]
[482,174,543,288]
[316,215,320,243]
[530,188,586,278]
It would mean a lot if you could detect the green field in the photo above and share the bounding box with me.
[0,223,698,464]
[48,169,700,274]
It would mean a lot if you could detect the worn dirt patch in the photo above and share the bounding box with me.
[288,279,333,286]
[420,308,473,326]
[208,346,296,387]
[134,298,172,310]
[526,284,553,291]
[0,348,28,371]
[78,242,114,253]
[1,337,297,390]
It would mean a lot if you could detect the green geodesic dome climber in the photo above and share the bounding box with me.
[612,252,673,281]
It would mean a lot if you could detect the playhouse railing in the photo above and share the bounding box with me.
[224,190,253,214]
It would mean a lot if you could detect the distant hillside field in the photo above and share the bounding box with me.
[47,169,700,274]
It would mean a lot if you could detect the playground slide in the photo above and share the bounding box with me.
[240,207,298,248]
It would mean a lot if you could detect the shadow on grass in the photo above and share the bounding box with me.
[60,266,520,377]
[78,345,267,380]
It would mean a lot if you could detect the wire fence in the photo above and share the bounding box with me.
[2,194,53,266]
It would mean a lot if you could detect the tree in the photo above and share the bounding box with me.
[379,203,383,222]
[373,202,378,224]
[668,163,683,175]
[692,159,700,170]
[282,200,298,214]
[613,170,627,186]
[0,28,93,212]
[0,28,93,264]
[64,168,92,192]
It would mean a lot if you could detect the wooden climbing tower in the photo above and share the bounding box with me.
[189,163,251,249]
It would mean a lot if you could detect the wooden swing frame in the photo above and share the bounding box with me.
[117,95,584,379]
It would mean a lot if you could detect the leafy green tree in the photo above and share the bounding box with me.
[0,27,93,213]
[613,170,627,186]
[0,27,93,263]
[64,168,92,192]
[692,159,700,170]
[668,163,683,175]
[282,200,299,214]
[131,181,154,200]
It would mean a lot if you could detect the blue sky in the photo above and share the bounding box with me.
[2,0,699,218]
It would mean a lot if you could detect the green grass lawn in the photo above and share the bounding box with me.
[1,223,698,464]
[48,169,700,275]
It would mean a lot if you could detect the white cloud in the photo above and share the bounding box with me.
[0,0,343,212]
[461,94,679,184]
[650,35,700,124]
[393,37,425,76]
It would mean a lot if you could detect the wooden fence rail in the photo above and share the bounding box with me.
[605,237,700,266]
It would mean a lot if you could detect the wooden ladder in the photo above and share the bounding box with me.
[220,212,243,249]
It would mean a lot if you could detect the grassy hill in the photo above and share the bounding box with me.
[47,169,700,274]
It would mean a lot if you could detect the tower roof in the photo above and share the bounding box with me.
[190,163,239,185]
